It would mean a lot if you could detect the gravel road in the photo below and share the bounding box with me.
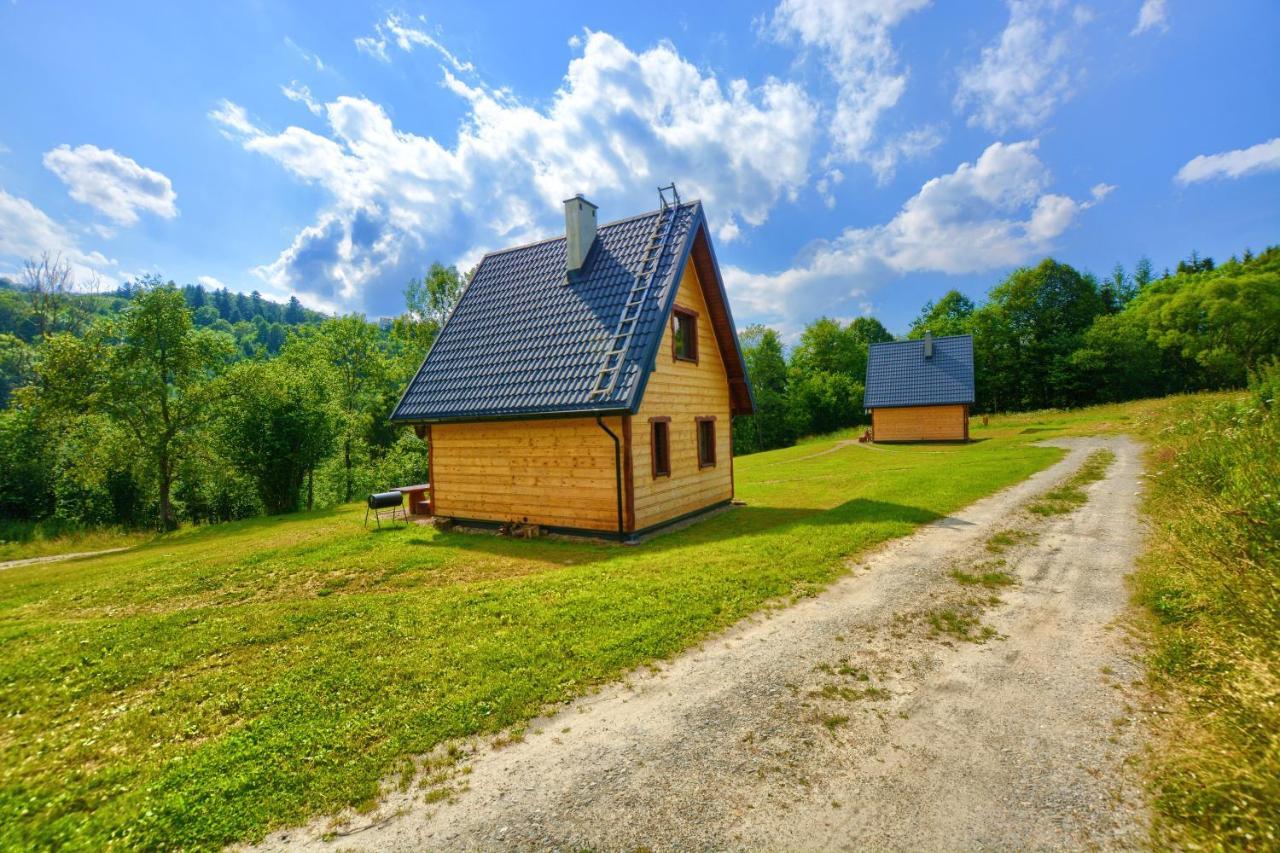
[256,436,1150,851]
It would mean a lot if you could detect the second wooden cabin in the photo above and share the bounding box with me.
[390,191,754,540]
[864,332,975,442]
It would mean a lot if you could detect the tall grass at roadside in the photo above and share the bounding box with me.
[1133,376,1280,848]
[0,519,152,562]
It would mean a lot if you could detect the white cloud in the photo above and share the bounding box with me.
[769,0,935,181]
[284,37,325,72]
[42,144,178,226]
[1131,0,1168,35]
[955,0,1088,133]
[210,101,257,139]
[197,275,226,289]
[0,188,117,285]
[723,140,1106,329]
[1175,138,1280,185]
[212,30,819,309]
[281,81,324,116]
[355,14,474,73]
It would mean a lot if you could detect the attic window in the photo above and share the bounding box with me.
[672,306,698,363]
[697,416,716,468]
[650,417,671,478]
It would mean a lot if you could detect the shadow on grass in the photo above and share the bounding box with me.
[401,498,943,566]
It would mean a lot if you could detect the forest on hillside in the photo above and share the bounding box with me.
[0,244,1276,533]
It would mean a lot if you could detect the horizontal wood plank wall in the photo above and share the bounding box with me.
[872,404,967,441]
[631,259,733,530]
[431,416,623,531]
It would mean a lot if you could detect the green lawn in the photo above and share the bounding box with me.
[0,421,1076,849]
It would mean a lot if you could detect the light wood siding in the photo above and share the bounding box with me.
[631,259,734,530]
[872,405,967,442]
[431,416,623,532]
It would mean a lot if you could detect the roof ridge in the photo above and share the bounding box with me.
[871,333,973,348]
[478,200,703,261]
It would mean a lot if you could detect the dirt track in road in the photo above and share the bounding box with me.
[0,547,131,572]
[258,436,1150,851]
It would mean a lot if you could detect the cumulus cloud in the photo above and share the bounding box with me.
[213,30,818,310]
[355,14,474,72]
[769,0,936,181]
[42,144,178,226]
[197,275,226,289]
[954,0,1089,133]
[1131,0,1168,35]
[0,188,117,284]
[1175,138,1280,185]
[723,140,1106,328]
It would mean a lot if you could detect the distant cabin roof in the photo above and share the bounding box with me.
[864,334,975,408]
[391,200,753,423]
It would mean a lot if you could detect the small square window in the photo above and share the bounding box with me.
[697,417,716,468]
[672,307,697,362]
[651,418,671,478]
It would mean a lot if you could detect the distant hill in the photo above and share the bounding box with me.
[0,276,327,356]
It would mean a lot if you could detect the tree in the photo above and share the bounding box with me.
[787,370,864,437]
[0,334,34,407]
[216,360,338,514]
[1131,250,1280,388]
[732,325,792,453]
[23,252,89,340]
[1100,264,1136,313]
[1133,256,1154,290]
[284,295,306,325]
[909,290,974,338]
[790,317,861,378]
[37,285,231,529]
[405,263,465,328]
[975,259,1105,410]
[1065,312,1165,404]
[284,315,388,502]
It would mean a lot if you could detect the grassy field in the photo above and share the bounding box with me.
[2,392,1273,849]
[0,422,1064,849]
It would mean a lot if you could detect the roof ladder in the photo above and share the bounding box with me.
[588,190,680,400]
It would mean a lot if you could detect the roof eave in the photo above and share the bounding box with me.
[390,404,632,426]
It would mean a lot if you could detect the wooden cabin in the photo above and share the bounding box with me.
[390,192,754,540]
[864,332,975,442]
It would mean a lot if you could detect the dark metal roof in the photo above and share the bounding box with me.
[391,201,752,423]
[864,334,975,408]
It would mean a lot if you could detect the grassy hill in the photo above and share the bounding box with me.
[0,391,1272,848]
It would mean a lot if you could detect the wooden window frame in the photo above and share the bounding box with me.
[671,306,699,364]
[696,416,717,469]
[649,417,671,479]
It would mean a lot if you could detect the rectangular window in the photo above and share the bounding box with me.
[672,307,698,362]
[697,417,716,468]
[650,417,671,478]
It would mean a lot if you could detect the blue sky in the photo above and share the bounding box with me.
[1,0,1277,335]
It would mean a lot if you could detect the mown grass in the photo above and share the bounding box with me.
[1128,392,1280,849]
[0,429,1060,849]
